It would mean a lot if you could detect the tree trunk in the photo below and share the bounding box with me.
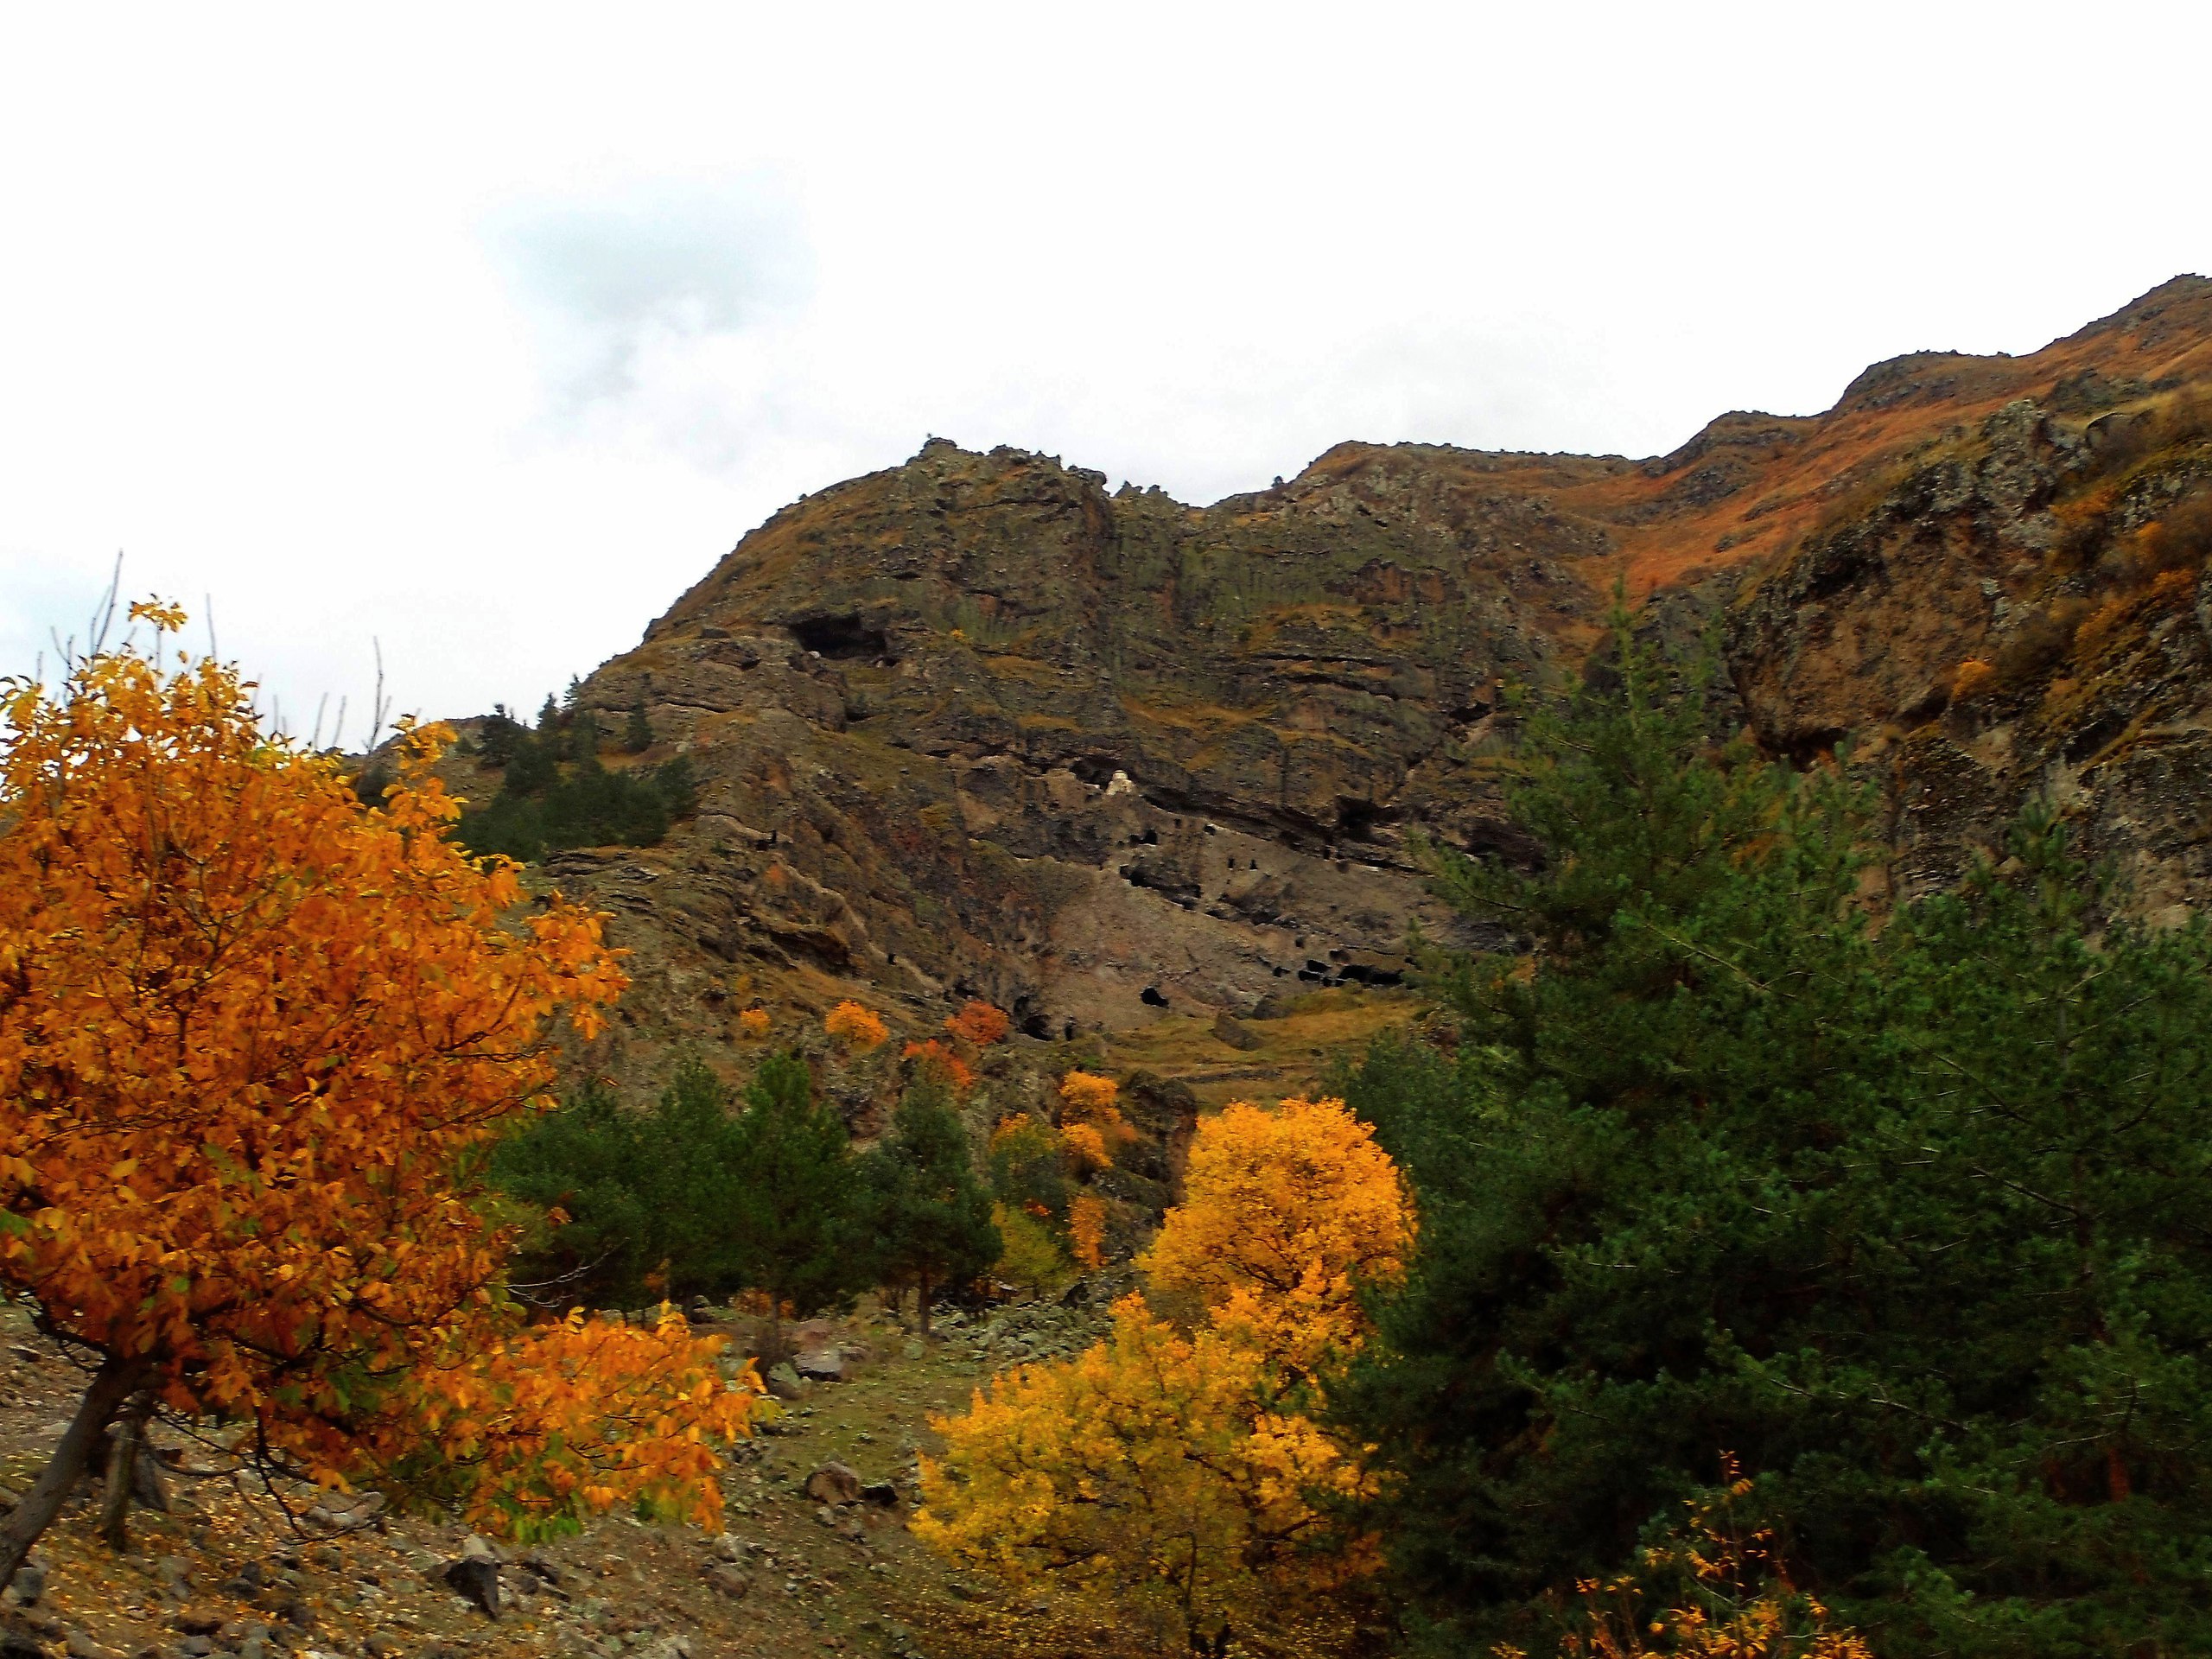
[917,1269,932,1338]
[97,1389,155,1552]
[0,1352,145,1592]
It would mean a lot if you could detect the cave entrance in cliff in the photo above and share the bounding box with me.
[789,613,893,662]
[1336,796,1389,842]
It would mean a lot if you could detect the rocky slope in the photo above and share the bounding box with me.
[442,276,2212,1071]
[0,1298,1129,1659]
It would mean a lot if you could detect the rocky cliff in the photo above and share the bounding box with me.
[444,276,2212,1069]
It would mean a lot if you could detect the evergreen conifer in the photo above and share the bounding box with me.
[728,1052,862,1355]
[1334,609,2212,1657]
[859,1071,1000,1335]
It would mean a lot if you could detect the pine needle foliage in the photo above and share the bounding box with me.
[1336,605,2212,1658]
[460,703,696,862]
[857,1069,999,1334]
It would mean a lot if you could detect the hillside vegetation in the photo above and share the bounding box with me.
[6,281,2212,1658]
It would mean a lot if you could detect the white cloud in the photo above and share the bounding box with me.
[0,1,2206,731]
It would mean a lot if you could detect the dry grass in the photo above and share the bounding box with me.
[1091,988,1422,1109]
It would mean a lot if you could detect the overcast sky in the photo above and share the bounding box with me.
[3,3,2206,738]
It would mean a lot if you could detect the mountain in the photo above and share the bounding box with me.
[442,276,2212,1076]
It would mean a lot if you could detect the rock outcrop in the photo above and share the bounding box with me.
[438,276,2212,1066]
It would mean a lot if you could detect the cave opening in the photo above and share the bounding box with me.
[789,613,893,661]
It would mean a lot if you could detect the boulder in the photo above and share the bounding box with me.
[793,1347,845,1382]
[1210,1009,1263,1051]
[304,1489,385,1534]
[703,1563,752,1600]
[766,1363,809,1402]
[442,1537,502,1618]
[804,1461,863,1505]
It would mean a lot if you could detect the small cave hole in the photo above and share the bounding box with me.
[1140,986,1170,1008]
[789,613,892,661]
[1336,797,1386,842]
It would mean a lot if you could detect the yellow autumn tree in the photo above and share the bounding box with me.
[0,611,754,1586]
[1058,1069,1137,1160]
[1058,1070,1119,1115]
[917,1294,1371,1654]
[826,999,889,1049]
[1142,1096,1414,1376]
[919,1095,1413,1653]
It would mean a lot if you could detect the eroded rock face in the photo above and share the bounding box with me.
[1726,277,2212,908]
[512,438,1627,1051]
[442,276,2212,1066]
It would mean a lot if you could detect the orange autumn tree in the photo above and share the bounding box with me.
[0,610,750,1586]
[1067,1193,1109,1270]
[901,1038,976,1094]
[919,1095,1414,1653]
[945,1000,1010,1046]
[378,1308,756,1541]
[825,999,890,1050]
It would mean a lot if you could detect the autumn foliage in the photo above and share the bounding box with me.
[945,1000,1011,1046]
[919,1096,1412,1651]
[902,1038,976,1094]
[0,613,755,1580]
[1494,1465,1872,1659]
[1142,1096,1414,1376]
[1057,1069,1137,1164]
[375,1310,758,1541]
[1067,1193,1108,1271]
[1058,1070,1119,1115]
[825,1000,890,1049]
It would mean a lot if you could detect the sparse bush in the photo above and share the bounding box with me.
[2121,487,2212,585]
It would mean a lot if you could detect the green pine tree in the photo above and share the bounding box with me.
[858,1070,1000,1337]
[624,700,653,753]
[728,1052,863,1357]
[489,1058,747,1308]
[1333,606,2212,1658]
